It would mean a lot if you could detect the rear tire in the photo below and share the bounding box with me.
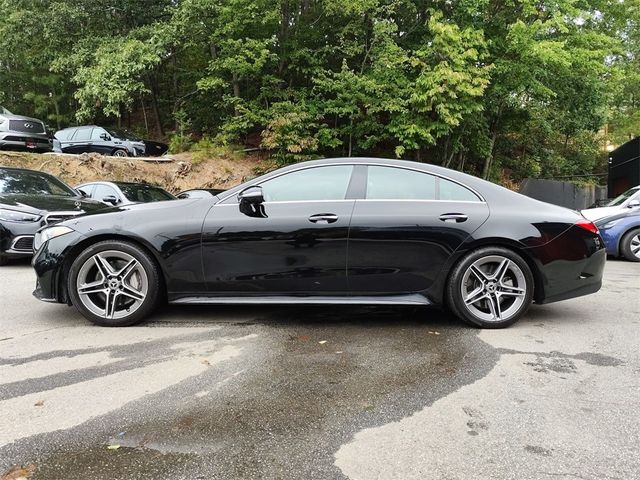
[620,228,640,262]
[68,240,161,326]
[446,247,534,328]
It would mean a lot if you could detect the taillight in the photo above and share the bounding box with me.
[575,219,599,235]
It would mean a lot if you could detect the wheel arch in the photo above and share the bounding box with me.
[59,233,167,305]
[617,225,640,255]
[445,238,546,304]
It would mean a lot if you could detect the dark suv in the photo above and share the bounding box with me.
[54,125,146,157]
[0,106,53,153]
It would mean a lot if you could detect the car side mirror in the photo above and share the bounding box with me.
[627,199,640,208]
[77,189,88,197]
[238,186,264,205]
[103,195,119,205]
[100,133,111,141]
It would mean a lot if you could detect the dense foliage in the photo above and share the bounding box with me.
[1,0,638,181]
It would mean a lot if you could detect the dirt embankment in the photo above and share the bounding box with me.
[0,151,265,193]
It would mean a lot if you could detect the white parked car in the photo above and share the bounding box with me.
[582,185,640,221]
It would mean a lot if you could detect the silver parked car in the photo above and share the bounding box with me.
[0,106,53,153]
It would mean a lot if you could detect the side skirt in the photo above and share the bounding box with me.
[170,294,431,306]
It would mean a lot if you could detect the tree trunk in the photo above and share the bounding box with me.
[481,129,498,179]
[149,79,165,137]
[481,107,502,179]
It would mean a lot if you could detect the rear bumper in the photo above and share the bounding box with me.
[0,132,52,152]
[529,225,606,304]
[537,248,605,304]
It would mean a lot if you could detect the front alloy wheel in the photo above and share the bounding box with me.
[447,247,534,328]
[68,241,160,326]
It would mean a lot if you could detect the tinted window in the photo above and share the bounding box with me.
[73,127,92,141]
[439,178,481,202]
[366,166,436,200]
[93,184,118,201]
[177,190,213,199]
[91,128,108,140]
[107,127,142,141]
[260,165,354,202]
[117,184,175,203]
[0,169,76,196]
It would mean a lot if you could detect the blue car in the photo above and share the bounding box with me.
[595,211,640,262]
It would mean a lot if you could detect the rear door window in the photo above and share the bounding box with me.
[73,127,92,142]
[365,166,480,202]
[366,166,436,200]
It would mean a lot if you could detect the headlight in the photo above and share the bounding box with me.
[602,219,620,229]
[0,208,41,223]
[33,226,74,251]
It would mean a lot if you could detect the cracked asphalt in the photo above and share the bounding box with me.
[0,259,638,480]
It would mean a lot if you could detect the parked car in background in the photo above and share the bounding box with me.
[177,188,226,199]
[582,185,640,221]
[0,106,53,153]
[143,139,169,157]
[33,157,605,328]
[55,126,146,157]
[0,166,105,265]
[595,210,640,262]
[76,181,176,206]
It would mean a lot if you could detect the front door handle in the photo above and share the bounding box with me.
[309,213,338,224]
[439,213,468,223]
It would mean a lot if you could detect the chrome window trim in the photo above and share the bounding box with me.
[217,162,486,204]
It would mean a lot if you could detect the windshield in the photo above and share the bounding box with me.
[0,106,12,115]
[106,127,143,142]
[0,169,76,196]
[116,183,175,203]
[607,187,640,207]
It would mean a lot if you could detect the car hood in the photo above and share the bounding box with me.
[0,113,45,123]
[0,194,106,215]
[581,206,622,221]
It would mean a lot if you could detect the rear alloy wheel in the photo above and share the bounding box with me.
[112,149,128,157]
[447,247,534,328]
[68,241,161,326]
[620,228,640,262]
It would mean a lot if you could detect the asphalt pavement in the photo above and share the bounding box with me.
[0,258,638,480]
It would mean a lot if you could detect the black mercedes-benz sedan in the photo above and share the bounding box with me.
[0,167,106,265]
[31,158,606,328]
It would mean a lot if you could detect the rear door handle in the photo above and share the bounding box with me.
[439,213,468,223]
[309,213,338,224]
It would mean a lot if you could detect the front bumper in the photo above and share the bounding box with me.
[32,229,86,304]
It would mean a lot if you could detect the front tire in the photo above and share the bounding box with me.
[112,149,128,157]
[446,247,534,328]
[0,254,8,266]
[68,240,161,326]
[620,228,640,262]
